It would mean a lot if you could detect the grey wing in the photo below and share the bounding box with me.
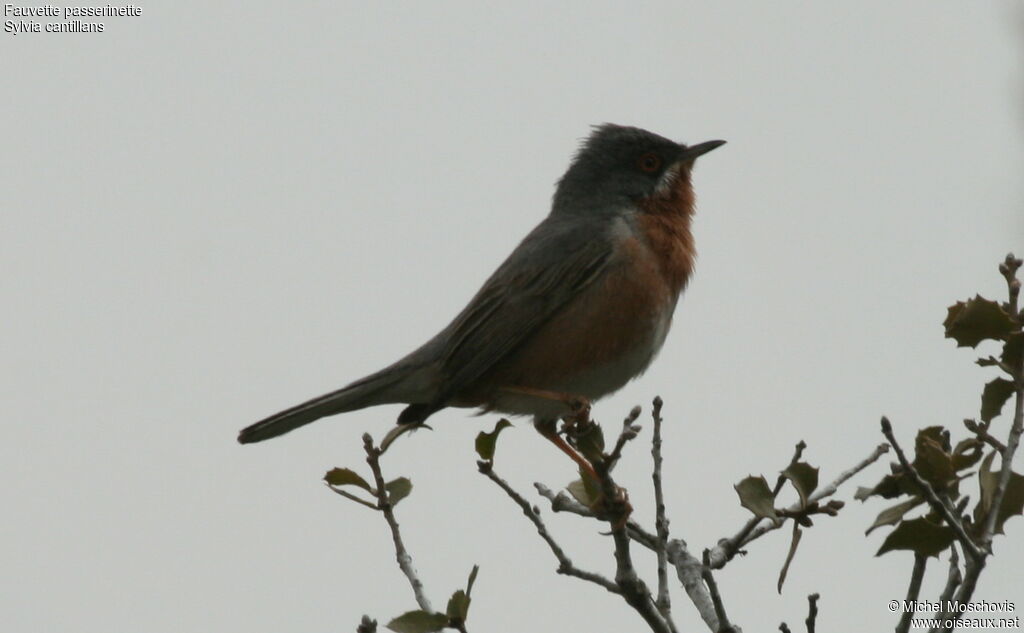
[431,216,615,403]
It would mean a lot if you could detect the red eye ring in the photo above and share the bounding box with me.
[637,152,662,173]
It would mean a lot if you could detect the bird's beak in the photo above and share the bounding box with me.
[679,139,726,161]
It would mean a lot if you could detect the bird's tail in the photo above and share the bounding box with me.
[237,365,415,444]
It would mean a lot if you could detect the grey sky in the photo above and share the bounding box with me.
[3,2,1023,632]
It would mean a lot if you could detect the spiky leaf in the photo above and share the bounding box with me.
[876,517,955,558]
[781,462,819,508]
[943,295,1016,347]
[735,475,778,521]
[975,451,1024,534]
[866,497,925,535]
[980,378,1015,422]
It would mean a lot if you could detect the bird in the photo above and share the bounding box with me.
[238,124,724,451]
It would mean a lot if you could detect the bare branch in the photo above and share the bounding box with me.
[363,434,433,612]
[896,554,927,633]
[666,540,719,631]
[708,443,890,568]
[701,549,738,633]
[963,418,1007,453]
[650,396,673,622]
[930,546,963,633]
[879,418,983,562]
[478,461,621,594]
[804,593,819,633]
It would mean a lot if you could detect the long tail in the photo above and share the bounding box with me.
[237,366,412,444]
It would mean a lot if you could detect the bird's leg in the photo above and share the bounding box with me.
[533,416,601,485]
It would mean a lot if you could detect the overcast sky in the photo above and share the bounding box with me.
[4,2,1023,632]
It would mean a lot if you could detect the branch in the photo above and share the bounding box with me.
[930,546,963,633]
[666,540,720,631]
[363,433,432,612]
[804,593,819,633]
[478,461,621,594]
[896,554,927,633]
[879,418,983,562]
[708,443,890,568]
[701,549,738,633]
[650,397,673,621]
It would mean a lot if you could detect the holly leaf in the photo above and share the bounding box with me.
[777,524,803,594]
[866,497,925,535]
[735,475,778,521]
[385,477,413,507]
[943,295,1016,347]
[446,590,470,622]
[952,437,983,471]
[567,476,600,507]
[386,610,448,633]
[876,517,955,558]
[574,422,606,463]
[324,467,373,492]
[781,462,819,508]
[474,419,512,461]
[913,431,955,491]
[980,378,1015,422]
[975,451,1024,534]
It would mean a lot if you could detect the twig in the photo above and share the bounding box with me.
[804,593,819,633]
[478,461,620,594]
[779,624,791,633]
[592,456,672,633]
[896,554,927,633]
[963,419,1007,453]
[356,615,377,633]
[363,434,432,612]
[666,540,719,631]
[930,546,963,633]
[608,405,643,466]
[327,485,380,510]
[650,397,673,622]
[701,549,738,633]
[879,418,983,562]
[708,443,890,568]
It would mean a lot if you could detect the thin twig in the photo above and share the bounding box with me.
[701,549,737,633]
[363,433,432,612]
[592,456,672,633]
[804,593,819,633]
[651,397,674,623]
[708,443,890,568]
[478,461,621,594]
[326,484,380,510]
[773,440,807,496]
[779,624,791,633]
[896,554,927,633]
[880,418,983,562]
[963,419,1007,453]
[930,546,963,633]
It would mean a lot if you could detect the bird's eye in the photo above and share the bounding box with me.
[637,152,662,173]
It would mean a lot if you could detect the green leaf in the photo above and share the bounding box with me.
[974,451,1024,534]
[474,419,512,461]
[981,378,1016,422]
[952,437,983,471]
[943,295,1016,348]
[385,477,413,507]
[781,462,819,508]
[573,422,606,463]
[466,564,479,597]
[876,517,955,558]
[324,467,373,492]
[386,610,448,633]
[446,590,470,621]
[735,475,778,521]
[866,497,925,535]
[777,524,803,594]
[913,427,955,491]
[567,477,599,507]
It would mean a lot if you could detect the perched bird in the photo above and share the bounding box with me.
[238,124,724,447]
